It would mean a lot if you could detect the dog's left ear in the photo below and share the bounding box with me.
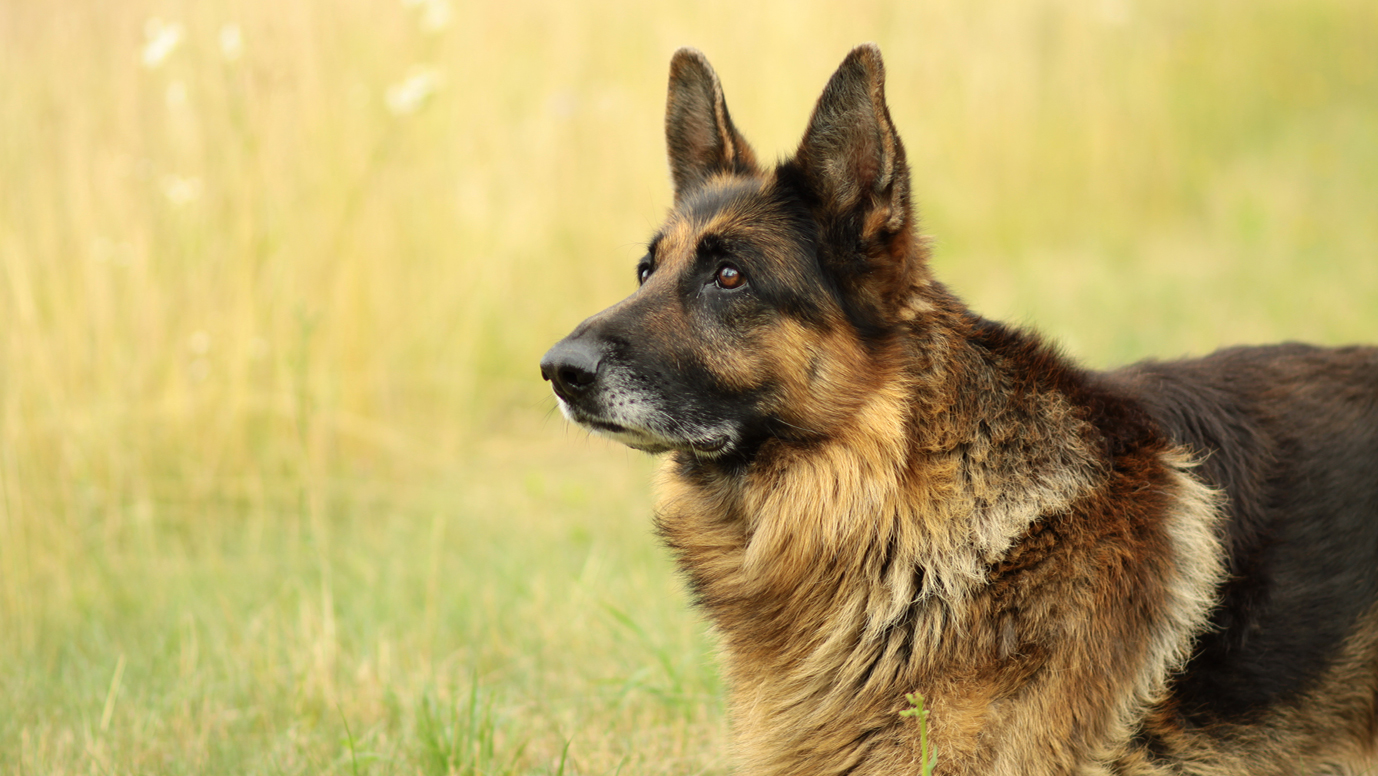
[665,48,760,203]
[790,44,923,322]
[794,43,912,246]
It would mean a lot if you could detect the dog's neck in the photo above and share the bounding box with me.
[653,309,1109,761]
[658,305,1106,603]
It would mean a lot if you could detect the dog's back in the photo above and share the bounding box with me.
[1111,344,1378,762]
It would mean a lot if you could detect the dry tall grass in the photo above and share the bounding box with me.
[2,0,1374,773]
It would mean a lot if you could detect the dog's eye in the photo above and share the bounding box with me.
[714,263,746,290]
[638,265,652,285]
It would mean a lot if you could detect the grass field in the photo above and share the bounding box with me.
[2,0,1375,773]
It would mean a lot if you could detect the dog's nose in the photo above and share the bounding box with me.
[540,338,602,400]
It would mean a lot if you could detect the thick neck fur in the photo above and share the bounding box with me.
[654,293,1113,772]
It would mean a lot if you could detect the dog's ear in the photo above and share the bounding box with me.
[665,48,759,203]
[794,43,911,241]
[791,44,925,322]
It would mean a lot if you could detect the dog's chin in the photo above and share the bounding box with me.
[622,433,733,459]
[595,424,675,455]
[594,423,733,459]
[558,402,733,458]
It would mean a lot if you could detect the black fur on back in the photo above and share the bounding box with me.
[1109,344,1378,723]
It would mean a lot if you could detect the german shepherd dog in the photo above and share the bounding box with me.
[540,45,1378,775]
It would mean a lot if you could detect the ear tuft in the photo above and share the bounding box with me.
[665,48,759,202]
[794,44,910,236]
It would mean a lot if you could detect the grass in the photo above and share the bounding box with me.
[1,0,1375,772]
[900,694,935,775]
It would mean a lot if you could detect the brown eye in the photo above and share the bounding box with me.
[714,263,745,290]
[638,265,652,285]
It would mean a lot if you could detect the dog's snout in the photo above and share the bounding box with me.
[540,338,603,400]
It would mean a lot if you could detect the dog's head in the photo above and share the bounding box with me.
[541,45,934,463]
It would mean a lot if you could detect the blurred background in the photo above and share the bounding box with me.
[2,0,1374,773]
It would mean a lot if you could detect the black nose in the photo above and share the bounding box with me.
[540,337,602,401]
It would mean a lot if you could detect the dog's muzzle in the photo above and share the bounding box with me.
[541,330,739,458]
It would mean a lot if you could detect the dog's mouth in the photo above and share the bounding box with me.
[689,435,729,455]
[563,405,732,457]
[587,418,630,434]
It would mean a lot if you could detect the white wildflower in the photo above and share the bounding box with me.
[385,66,443,116]
[420,0,452,32]
[141,18,184,69]
[161,174,203,206]
[402,0,452,33]
[219,23,244,61]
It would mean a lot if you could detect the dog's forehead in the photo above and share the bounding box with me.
[654,176,784,263]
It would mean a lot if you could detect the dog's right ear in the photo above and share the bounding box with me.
[665,48,759,203]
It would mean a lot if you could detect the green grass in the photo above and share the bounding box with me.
[2,0,1376,772]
